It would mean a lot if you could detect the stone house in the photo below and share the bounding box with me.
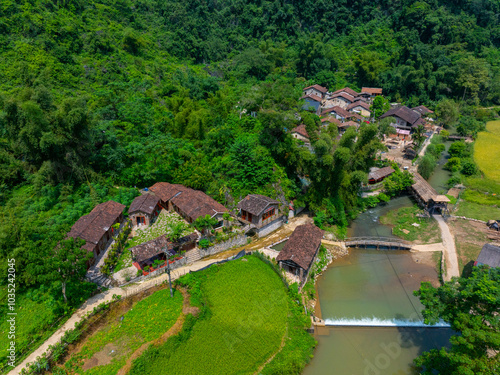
[276,224,323,284]
[237,194,284,237]
[129,192,161,227]
[149,182,228,228]
[347,101,372,117]
[326,92,355,109]
[302,84,328,99]
[360,87,383,99]
[291,124,310,142]
[67,200,126,267]
[322,106,361,122]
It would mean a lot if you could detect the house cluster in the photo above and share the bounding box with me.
[67,183,288,273]
[294,84,383,145]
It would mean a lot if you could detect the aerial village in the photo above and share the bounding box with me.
[62,83,499,293]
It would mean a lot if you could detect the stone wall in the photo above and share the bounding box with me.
[257,217,284,238]
[449,215,486,224]
[199,234,247,257]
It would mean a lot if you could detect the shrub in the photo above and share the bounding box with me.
[461,160,477,176]
[199,238,210,249]
[444,157,461,172]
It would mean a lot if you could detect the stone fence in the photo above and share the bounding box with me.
[449,215,487,224]
[198,234,247,257]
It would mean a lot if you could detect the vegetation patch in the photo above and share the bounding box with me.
[474,120,500,184]
[128,210,191,247]
[129,256,314,375]
[455,201,500,221]
[380,206,441,244]
[55,288,183,375]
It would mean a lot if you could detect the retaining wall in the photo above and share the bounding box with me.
[199,234,247,257]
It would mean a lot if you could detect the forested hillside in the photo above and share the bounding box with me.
[1,0,500,308]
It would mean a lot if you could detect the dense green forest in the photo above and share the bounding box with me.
[0,2,500,367]
[2,0,500,285]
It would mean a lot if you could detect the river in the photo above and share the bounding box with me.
[303,145,453,375]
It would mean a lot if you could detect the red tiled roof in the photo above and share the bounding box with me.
[333,87,358,97]
[361,87,383,95]
[339,121,359,128]
[291,124,310,139]
[321,116,341,125]
[276,224,323,270]
[303,84,328,93]
[67,201,125,246]
[301,94,323,103]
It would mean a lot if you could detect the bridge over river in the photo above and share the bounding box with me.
[343,236,412,250]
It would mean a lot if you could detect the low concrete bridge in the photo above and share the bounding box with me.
[344,237,412,250]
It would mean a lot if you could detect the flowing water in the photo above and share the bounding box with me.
[426,141,452,194]
[303,194,454,374]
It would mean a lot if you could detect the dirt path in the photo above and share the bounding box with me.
[116,288,195,375]
[254,324,288,375]
[433,215,460,281]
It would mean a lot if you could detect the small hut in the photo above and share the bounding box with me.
[474,244,500,268]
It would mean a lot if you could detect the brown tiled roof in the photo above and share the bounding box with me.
[149,182,186,202]
[237,194,279,216]
[321,116,341,125]
[411,172,437,204]
[412,105,434,115]
[368,166,395,180]
[291,124,310,139]
[379,106,422,127]
[276,224,323,270]
[330,92,355,102]
[67,201,125,246]
[301,94,323,103]
[130,233,198,263]
[171,188,228,221]
[322,106,351,118]
[129,193,160,215]
[347,101,371,111]
[303,84,328,93]
[333,87,358,97]
[361,87,383,95]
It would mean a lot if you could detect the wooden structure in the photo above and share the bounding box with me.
[345,237,412,250]
[379,106,424,131]
[410,172,450,213]
[276,224,323,284]
[368,166,394,184]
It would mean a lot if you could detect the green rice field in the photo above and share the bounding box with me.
[474,120,500,183]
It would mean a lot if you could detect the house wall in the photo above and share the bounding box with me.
[292,133,309,142]
[395,116,410,129]
[351,107,371,117]
[256,216,284,237]
[302,98,321,113]
[303,88,324,98]
[332,97,351,109]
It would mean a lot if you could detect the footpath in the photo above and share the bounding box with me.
[9,258,224,375]
[433,214,460,281]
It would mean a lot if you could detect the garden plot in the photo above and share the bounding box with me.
[130,210,192,247]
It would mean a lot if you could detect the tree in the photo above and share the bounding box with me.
[448,141,469,158]
[435,99,459,128]
[457,56,489,104]
[414,267,500,374]
[43,238,93,303]
[383,169,414,197]
[377,116,397,137]
[193,214,219,235]
[412,124,426,147]
[440,129,450,140]
[372,96,390,119]
[444,157,461,172]
[418,154,436,179]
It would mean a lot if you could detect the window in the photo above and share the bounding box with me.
[262,208,275,221]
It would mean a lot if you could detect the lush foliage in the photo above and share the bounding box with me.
[383,168,415,197]
[414,267,500,374]
[474,120,500,184]
[129,256,297,375]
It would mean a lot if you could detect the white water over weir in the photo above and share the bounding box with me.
[325,317,451,328]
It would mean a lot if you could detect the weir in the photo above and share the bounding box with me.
[324,318,451,328]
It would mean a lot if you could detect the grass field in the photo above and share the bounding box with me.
[0,282,95,374]
[56,288,183,375]
[474,120,500,183]
[129,256,292,375]
[379,205,441,243]
[455,200,500,221]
